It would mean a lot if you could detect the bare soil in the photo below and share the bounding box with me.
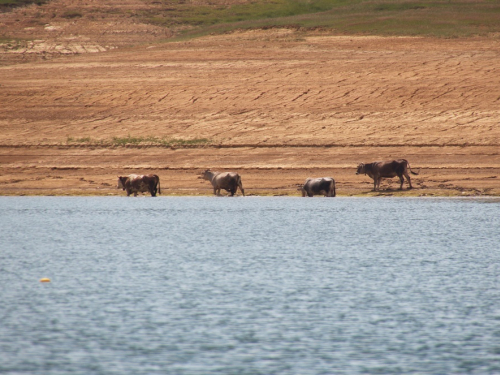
[1,4,499,196]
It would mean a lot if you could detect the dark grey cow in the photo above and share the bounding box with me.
[356,159,419,191]
[200,170,245,196]
[301,177,336,197]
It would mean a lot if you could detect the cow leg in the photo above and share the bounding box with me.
[373,179,378,191]
[150,183,157,197]
[399,175,405,190]
[238,182,245,196]
[404,172,413,189]
[228,183,236,196]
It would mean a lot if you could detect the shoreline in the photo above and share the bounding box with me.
[2,145,499,197]
[1,188,498,198]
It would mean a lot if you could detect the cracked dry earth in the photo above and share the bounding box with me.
[1,28,500,196]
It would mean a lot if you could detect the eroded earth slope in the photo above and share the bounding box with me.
[1,4,499,195]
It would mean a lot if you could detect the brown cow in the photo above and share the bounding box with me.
[117,174,161,197]
[200,170,245,196]
[356,159,419,191]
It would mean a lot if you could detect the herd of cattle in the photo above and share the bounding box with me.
[116,159,419,197]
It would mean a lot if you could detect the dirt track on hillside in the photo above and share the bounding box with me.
[1,28,499,196]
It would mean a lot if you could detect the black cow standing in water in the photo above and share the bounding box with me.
[301,177,336,197]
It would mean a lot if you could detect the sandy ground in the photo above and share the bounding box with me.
[1,24,499,196]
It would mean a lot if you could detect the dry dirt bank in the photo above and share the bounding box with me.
[1,29,499,196]
[1,145,499,196]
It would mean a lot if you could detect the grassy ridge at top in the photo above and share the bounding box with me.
[0,0,47,10]
[2,0,500,40]
[144,0,500,38]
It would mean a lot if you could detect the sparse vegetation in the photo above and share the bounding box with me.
[145,0,352,27]
[2,0,500,38]
[142,0,500,38]
[66,135,211,147]
[0,0,48,11]
[111,135,211,147]
[67,136,92,143]
[61,10,82,19]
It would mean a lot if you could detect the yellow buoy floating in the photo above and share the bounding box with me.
[40,278,51,283]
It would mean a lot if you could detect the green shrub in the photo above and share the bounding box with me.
[0,0,49,11]
[61,10,82,19]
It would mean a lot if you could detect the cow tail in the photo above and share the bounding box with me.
[332,179,336,197]
[406,160,420,175]
[238,175,245,196]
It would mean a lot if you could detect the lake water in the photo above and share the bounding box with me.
[1,196,500,374]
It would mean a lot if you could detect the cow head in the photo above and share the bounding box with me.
[356,164,366,175]
[199,169,211,180]
[117,176,128,190]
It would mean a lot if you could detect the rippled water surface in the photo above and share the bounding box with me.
[1,196,500,374]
